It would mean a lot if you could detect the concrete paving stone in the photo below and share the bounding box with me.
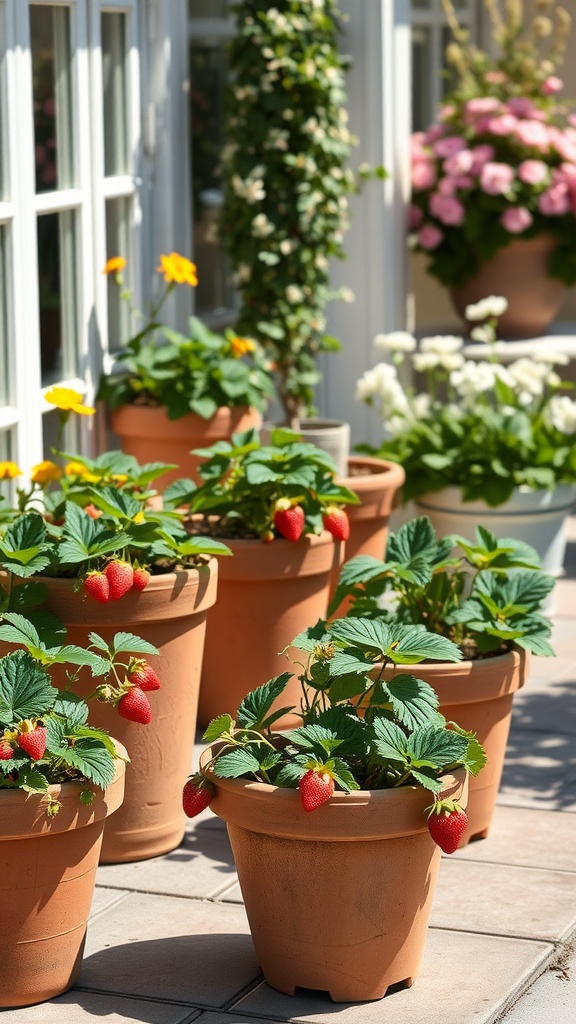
[77,891,261,1007]
[231,930,553,1024]
[96,816,237,899]
[0,991,201,1024]
[498,727,576,811]
[511,675,576,736]
[453,805,576,871]
[431,859,576,942]
[90,884,131,918]
[499,947,576,1023]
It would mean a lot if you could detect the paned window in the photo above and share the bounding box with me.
[411,0,478,131]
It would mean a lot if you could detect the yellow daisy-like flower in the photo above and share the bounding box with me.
[102,256,127,275]
[111,473,129,485]
[230,335,256,358]
[65,461,99,483]
[44,387,95,416]
[156,252,198,287]
[0,460,22,480]
[31,460,63,486]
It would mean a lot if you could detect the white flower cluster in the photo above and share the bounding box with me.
[464,296,509,321]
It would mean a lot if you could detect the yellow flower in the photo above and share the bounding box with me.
[0,461,22,480]
[31,460,63,486]
[111,473,129,485]
[44,387,95,416]
[156,252,198,287]
[102,256,127,275]
[65,461,99,483]
[230,335,256,358]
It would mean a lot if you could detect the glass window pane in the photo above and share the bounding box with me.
[31,5,73,192]
[190,0,227,17]
[37,210,77,385]
[0,4,6,200]
[101,12,129,176]
[0,228,8,405]
[190,40,234,314]
[412,26,432,131]
[105,197,131,352]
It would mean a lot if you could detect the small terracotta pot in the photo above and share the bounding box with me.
[32,566,218,862]
[377,648,529,845]
[201,747,467,1002]
[450,235,565,339]
[110,403,262,490]
[198,533,343,729]
[0,748,125,1009]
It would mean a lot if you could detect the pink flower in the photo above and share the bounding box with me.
[417,224,444,250]
[480,162,515,195]
[433,135,467,158]
[517,159,549,186]
[549,127,576,163]
[487,114,519,136]
[568,114,576,130]
[438,176,457,196]
[538,182,571,216]
[453,175,474,190]
[443,149,474,176]
[411,132,428,158]
[470,144,495,174]
[412,159,437,191]
[409,205,423,229]
[424,124,445,144]
[542,76,563,96]
[515,120,550,151]
[429,193,466,225]
[559,162,576,184]
[506,97,536,118]
[485,71,507,85]
[438,105,456,121]
[465,97,501,121]
[500,207,533,234]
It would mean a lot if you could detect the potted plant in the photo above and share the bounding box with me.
[183,618,485,1002]
[355,302,576,584]
[0,389,230,862]
[329,514,555,844]
[219,0,384,469]
[411,0,576,337]
[0,613,153,1007]
[97,253,274,488]
[172,426,358,727]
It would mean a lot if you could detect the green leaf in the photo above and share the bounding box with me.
[328,617,392,655]
[237,673,294,729]
[203,714,234,742]
[111,632,159,656]
[0,613,41,648]
[406,727,469,769]
[212,748,262,779]
[57,739,116,789]
[0,652,58,724]
[370,718,410,764]
[385,673,440,729]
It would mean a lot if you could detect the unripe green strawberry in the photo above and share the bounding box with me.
[322,506,350,541]
[298,769,334,812]
[118,685,152,724]
[182,774,215,817]
[17,725,47,760]
[427,799,468,854]
[128,662,161,691]
[132,567,151,591]
[105,559,134,600]
[83,571,110,603]
[273,500,305,542]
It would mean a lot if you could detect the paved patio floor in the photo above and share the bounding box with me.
[4,523,576,1024]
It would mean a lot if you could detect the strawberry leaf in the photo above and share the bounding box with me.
[385,673,440,729]
[202,714,235,742]
[0,651,58,724]
[56,739,116,789]
[211,747,262,779]
[111,632,159,656]
[237,673,294,729]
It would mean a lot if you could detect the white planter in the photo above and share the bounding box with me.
[414,485,576,578]
[261,418,350,476]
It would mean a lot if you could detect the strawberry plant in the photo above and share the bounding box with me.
[193,615,486,846]
[169,427,358,541]
[329,515,555,658]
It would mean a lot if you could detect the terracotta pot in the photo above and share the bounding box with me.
[201,746,467,1002]
[450,235,565,339]
[110,404,262,490]
[198,533,343,729]
[378,648,529,846]
[0,748,125,1009]
[34,566,218,862]
[331,456,406,606]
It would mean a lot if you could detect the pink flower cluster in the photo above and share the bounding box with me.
[411,87,576,251]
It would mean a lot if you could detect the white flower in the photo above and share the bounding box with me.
[251,213,274,237]
[355,363,410,418]
[464,295,509,321]
[412,392,433,418]
[373,331,417,354]
[315,254,328,270]
[507,358,551,399]
[286,284,304,303]
[412,352,443,373]
[280,239,294,255]
[450,360,511,400]
[469,325,494,344]
[548,395,576,434]
[419,335,464,355]
[245,179,266,203]
[339,287,355,303]
[530,346,571,366]
[233,263,252,284]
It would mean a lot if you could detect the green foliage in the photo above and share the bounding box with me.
[330,515,555,657]
[183,427,358,540]
[200,615,485,795]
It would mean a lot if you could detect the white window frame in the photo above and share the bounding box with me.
[411,0,478,131]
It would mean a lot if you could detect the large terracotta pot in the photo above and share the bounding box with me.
[198,533,343,729]
[201,747,467,1002]
[450,235,565,339]
[37,565,218,862]
[110,404,262,490]
[378,648,529,846]
[0,749,125,1008]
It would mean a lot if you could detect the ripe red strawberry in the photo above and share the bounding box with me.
[427,800,469,854]
[273,501,305,542]
[105,559,134,600]
[299,769,335,812]
[0,739,14,760]
[83,571,110,603]
[182,774,215,817]
[84,503,102,519]
[323,506,350,542]
[128,662,161,691]
[17,726,47,760]
[132,567,150,591]
[118,686,152,724]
